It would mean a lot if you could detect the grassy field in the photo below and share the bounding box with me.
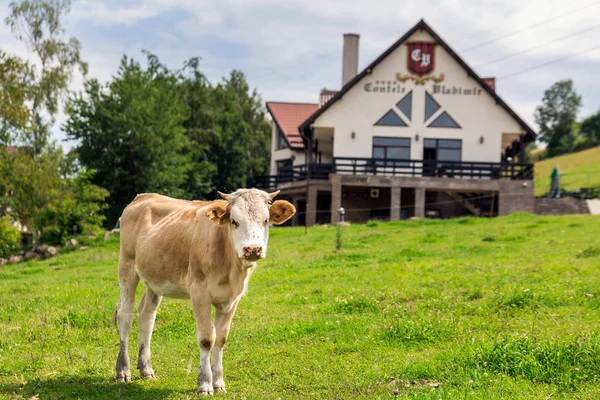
[535,146,600,196]
[1,214,600,399]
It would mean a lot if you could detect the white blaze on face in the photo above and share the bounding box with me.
[227,192,271,260]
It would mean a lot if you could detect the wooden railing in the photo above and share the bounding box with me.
[333,158,534,180]
[248,164,332,190]
[249,158,533,189]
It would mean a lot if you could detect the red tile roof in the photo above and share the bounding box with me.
[266,102,318,149]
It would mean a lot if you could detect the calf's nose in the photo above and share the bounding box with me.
[243,245,263,257]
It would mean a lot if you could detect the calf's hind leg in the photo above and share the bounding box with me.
[115,257,139,382]
[137,287,162,379]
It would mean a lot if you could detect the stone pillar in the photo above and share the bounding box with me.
[498,181,534,216]
[291,197,299,226]
[391,187,402,220]
[306,186,318,227]
[415,187,425,218]
[331,175,342,224]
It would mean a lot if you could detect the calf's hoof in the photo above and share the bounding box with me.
[139,366,156,379]
[198,381,214,395]
[214,386,226,394]
[140,370,156,380]
[116,371,131,383]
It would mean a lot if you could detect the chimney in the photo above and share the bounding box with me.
[319,88,339,107]
[342,33,359,87]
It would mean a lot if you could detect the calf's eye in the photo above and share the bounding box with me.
[232,220,239,228]
[263,219,268,226]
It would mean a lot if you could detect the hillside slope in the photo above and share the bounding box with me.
[535,146,600,196]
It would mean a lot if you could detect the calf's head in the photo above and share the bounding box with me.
[205,189,295,261]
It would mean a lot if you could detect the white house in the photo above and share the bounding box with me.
[258,19,536,226]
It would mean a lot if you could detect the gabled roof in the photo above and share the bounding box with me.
[266,102,319,150]
[299,19,536,146]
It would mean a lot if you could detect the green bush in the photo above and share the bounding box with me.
[0,217,21,257]
[39,168,109,245]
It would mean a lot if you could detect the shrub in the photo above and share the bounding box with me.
[366,220,379,227]
[0,217,21,257]
[39,168,109,245]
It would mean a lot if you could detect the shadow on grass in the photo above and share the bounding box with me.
[0,375,183,399]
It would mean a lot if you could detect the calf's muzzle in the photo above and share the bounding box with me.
[242,245,263,259]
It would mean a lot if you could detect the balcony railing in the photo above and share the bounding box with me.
[249,158,533,190]
[249,164,332,190]
[334,158,534,180]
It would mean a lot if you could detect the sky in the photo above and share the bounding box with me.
[1,0,599,149]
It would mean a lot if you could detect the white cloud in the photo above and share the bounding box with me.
[71,1,161,26]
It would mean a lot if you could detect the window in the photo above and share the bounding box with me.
[276,159,294,182]
[423,139,462,162]
[277,127,288,150]
[373,137,411,166]
[277,158,293,171]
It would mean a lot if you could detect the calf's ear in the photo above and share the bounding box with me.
[205,200,230,225]
[269,200,296,225]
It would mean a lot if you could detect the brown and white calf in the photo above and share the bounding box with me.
[114,189,295,394]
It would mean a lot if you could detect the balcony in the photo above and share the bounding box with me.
[249,158,533,190]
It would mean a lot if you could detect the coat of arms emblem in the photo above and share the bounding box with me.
[407,42,435,76]
[396,42,444,85]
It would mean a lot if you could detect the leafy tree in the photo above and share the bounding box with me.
[177,58,218,198]
[0,51,33,144]
[5,0,87,154]
[534,80,582,157]
[64,54,192,225]
[0,146,63,230]
[0,145,107,243]
[579,110,600,148]
[176,67,271,198]
[207,70,271,194]
[65,52,272,224]
[39,167,109,244]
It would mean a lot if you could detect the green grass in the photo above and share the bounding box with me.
[1,213,600,399]
[535,146,600,196]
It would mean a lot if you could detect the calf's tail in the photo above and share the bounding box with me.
[112,301,120,325]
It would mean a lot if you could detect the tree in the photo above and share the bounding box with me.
[0,1,108,245]
[65,53,272,224]
[64,54,192,225]
[38,166,109,244]
[177,67,271,198]
[177,58,219,198]
[534,80,582,157]
[5,0,87,154]
[0,145,107,242]
[579,110,600,148]
[0,51,33,144]
[207,70,271,195]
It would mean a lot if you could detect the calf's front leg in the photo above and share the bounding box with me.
[191,289,216,395]
[212,305,238,394]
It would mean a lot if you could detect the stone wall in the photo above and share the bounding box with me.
[535,198,590,215]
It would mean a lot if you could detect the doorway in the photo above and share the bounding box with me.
[423,142,437,177]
